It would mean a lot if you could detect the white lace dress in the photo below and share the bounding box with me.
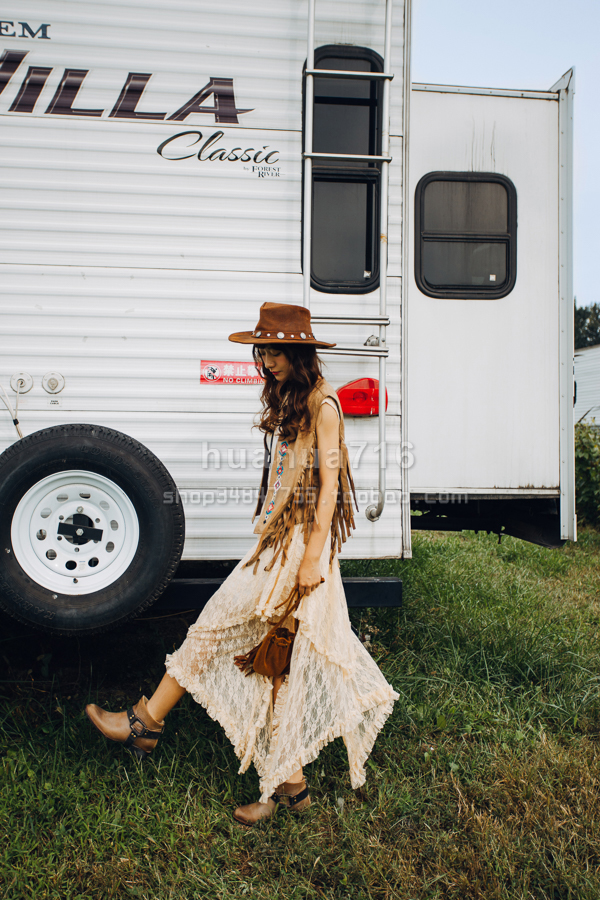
[165,407,399,802]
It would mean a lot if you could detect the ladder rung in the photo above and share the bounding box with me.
[319,346,389,358]
[304,152,392,162]
[305,69,394,81]
[304,0,394,526]
[312,315,390,326]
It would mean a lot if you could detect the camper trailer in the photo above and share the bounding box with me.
[574,344,600,425]
[0,0,575,634]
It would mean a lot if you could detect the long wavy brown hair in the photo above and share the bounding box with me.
[253,343,323,440]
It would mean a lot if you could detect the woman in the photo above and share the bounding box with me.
[86,302,398,826]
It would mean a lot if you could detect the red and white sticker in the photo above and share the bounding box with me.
[200,360,264,385]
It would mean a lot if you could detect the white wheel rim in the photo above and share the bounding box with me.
[11,470,140,596]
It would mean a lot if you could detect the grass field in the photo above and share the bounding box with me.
[1,528,599,900]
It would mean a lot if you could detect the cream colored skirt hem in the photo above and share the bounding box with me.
[165,526,399,803]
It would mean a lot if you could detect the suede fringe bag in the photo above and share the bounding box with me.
[233,579,324,677]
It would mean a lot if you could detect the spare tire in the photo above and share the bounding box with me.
[0,424,185,634]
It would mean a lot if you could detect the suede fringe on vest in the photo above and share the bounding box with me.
[244,380,357,574]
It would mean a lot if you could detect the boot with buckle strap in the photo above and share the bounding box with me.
[85,696,164,761]
[233,778,311,827]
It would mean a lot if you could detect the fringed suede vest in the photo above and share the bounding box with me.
[245,378,357,573]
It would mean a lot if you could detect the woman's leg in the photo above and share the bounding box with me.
[146,672,187,722]
[233,673,308,825]
[233,677,309,825]
[272,675,303,784]
[85,670,186,758]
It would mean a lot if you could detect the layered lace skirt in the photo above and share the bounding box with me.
[165,526,399,802]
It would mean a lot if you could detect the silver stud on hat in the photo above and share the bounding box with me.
[256,331,262,337]
[300,332,306,339]
[277,331,285,338]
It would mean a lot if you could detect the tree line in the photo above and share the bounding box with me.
[575,302,600,349]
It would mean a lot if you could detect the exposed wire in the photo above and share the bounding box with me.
[577,405,600,425]
[0,381,24,439]
[140,609,196,620]
[15,377,21,423]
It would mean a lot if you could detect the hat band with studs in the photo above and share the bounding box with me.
[254,331,314,340]
[228,302,335,348]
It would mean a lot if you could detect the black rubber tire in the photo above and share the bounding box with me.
[0,424,185,635]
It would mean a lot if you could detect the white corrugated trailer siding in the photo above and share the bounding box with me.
[0,1,406,559]
[574,345,600,425]
[407,85,562,497]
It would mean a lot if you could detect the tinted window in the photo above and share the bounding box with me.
[313,103,372,158]
[423,181,508,233]
[305,46,383,293]
[312,179,377,283]
[313,56,376,165]
[314,57,372,98]
[422,242,507,286]
[415,172,517,299]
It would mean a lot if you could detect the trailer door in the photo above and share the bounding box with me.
[406,76,575,541]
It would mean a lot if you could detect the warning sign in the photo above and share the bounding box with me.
[200,360,264,385]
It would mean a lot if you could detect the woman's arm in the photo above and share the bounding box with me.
[297,402,340,595]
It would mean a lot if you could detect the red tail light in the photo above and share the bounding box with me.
[336,378,388,416]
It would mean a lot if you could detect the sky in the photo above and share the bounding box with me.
[411,0,599,308]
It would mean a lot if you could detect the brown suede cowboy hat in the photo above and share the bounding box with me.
[228,302,335,349]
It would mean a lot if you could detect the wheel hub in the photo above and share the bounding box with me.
[12,470,140,595]
[57,512,103,545]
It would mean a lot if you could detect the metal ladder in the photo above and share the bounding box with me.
[302,0,395,522]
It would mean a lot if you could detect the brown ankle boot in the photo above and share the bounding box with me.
[85,696,164,761]
[233,796,278,827]
[233,779,310,827]
[276,779,311,813]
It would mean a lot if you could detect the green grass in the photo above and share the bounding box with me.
[1,529,600,899]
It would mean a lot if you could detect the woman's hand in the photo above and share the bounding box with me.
[297,553,324,597]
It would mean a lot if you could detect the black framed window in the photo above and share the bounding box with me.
[415,172,517,299]
[304,46,383,294]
